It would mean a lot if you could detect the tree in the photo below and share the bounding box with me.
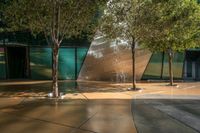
[138,0,200,85]
[99,0,147,90]
[0,0,7,32]
[3,0,105,97]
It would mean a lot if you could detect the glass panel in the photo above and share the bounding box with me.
[77,48,88,76]
[0,48,6,79]
[186,61,192,77]
[162,54,169,78]
[58,48,75,80]
[142,53,162,79]
[58,82,77,93]
[30,48,52,79]
[163,53,184,79]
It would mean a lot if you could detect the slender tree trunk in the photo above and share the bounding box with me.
[168,51,173,86]
[160,52,165,79]
[131,40,136,90]
[52,45,59,97]
[51,1,60,98]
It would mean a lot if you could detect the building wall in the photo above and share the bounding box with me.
[142,52,185,80]
[0,47,6,79]
[78,35,152,82]
[0,46,88,80]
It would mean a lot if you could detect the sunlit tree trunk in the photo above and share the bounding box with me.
[131,39,136,90]
[52,45,59,97]
[52,1,60,98]
[168,50,173,86]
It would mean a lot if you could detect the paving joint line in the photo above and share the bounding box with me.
[78,111,98,129]
[70,128,98,133]
[0,110,94,132]
[151,104,200,133]
[17,98,27,105]
[130,100,139,133]
[79,91,89,100]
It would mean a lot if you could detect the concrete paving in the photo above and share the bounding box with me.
[132,99,200,133]
[0,81,200,133]
[0,99,136,133]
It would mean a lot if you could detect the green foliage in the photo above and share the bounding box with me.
[99,0,143,43]
[100,0,200,51]
[3,0,106,45]
[138,0,200,52]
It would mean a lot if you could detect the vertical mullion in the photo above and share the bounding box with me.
[75,47,77,80]
[3,33,7,79]
[27,46,31,79]
[4,47,9,79]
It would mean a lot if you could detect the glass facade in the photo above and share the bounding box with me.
[58,48,88,80]
[142,53,163,79]
[0,30,90,80]
[30,48,52,79]
[0,47,88,80]
[162,53,184,79]
[77,48,88,75]
[58,48,75,80]
[142,52,184,80]
[0,48,6,79]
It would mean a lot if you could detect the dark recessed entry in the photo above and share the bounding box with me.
[185,50,200,80]
[7,46,29,79]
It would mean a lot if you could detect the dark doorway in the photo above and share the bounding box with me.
[185,51,200,80]
[7,47,28,79]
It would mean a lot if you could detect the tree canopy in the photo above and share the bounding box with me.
[3,0,106,45]
[138,0,200,52]
[100,0,143,43]
[2,0,106,97]
[99,0,148,90]
[137,0,200,85]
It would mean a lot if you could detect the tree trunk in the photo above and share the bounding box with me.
[168,51,173,86]
[52,45,59,98]
[131,40,136,90]
[160,52,165,79]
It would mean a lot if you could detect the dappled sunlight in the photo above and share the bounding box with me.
[0,80,200,100]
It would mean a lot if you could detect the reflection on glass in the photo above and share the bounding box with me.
[162,53,184,79]
[77,48,88,77]
[142,53,163,79]
[0,48,6,79]
[186,61,192,77]
[58,48,75,80]
[143,52,184,80]
[30,48,52,79]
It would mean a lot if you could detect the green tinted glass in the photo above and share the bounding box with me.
[0,48,6,79]
[77,48,88,76]
[58,48,75,80]
[30,48,52,79]
[142,53,163,79]
[162,53,184,79]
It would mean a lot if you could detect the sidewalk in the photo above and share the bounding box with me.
[1,80,200,99]
[0,81,200,133]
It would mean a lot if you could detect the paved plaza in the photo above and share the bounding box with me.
[0,81,200,133]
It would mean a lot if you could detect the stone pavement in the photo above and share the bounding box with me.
[0,81,200,133]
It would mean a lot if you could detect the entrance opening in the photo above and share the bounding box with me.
[184,51,200,80]
[7,46,28,79]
